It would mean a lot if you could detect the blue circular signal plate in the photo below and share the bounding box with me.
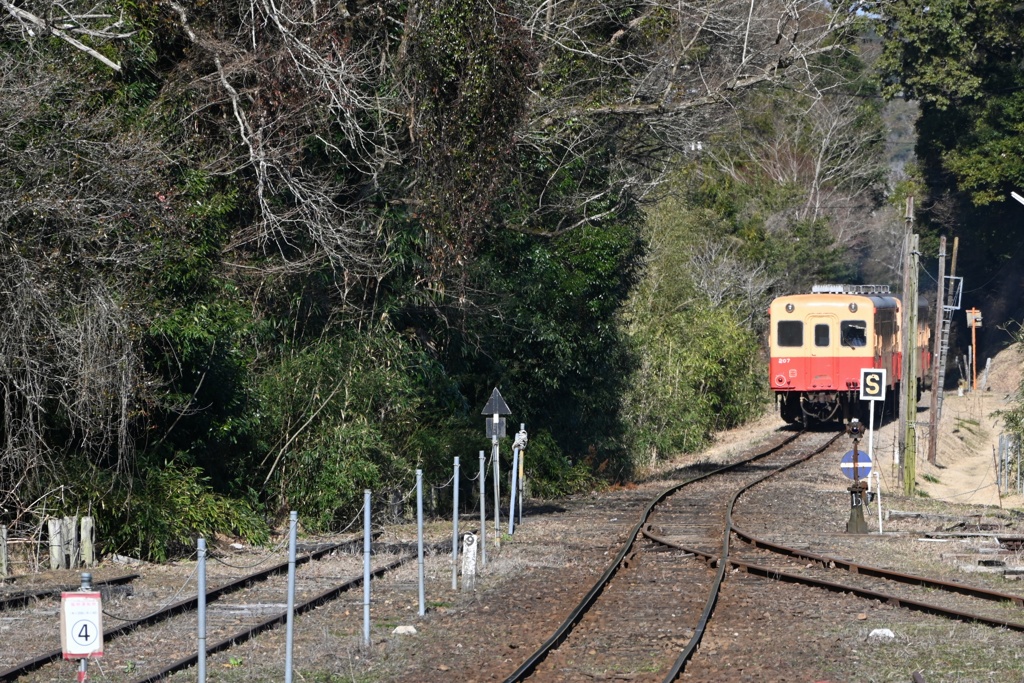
[841,449,873,480]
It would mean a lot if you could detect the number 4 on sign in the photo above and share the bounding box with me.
[60,592,104,659]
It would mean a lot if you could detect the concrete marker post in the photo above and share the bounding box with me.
[452,457,460,590]
[416,470,425,616]
[197,538,207,683]
[363,489,371,649]
[460,533,477,590]
[284,511,298,683]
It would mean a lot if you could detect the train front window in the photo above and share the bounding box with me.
[814,324,830,347]
[841,321,867,347]
[777,321,803,347]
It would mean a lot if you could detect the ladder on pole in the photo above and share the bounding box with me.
[935,275,963,419]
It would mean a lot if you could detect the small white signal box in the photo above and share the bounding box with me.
[60,591,104,659]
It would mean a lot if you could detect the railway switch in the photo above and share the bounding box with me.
[844,420,869,534]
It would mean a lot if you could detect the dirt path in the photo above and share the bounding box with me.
[911,343,1023,508]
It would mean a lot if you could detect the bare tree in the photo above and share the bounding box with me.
[1,0,133,70]
[165,0,400,277]
[509,0,869,233]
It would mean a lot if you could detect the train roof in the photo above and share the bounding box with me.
[770,291,900,311]
[810,284,891,295]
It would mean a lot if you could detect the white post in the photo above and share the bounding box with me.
[460,533,477,590]
[452,457,460,590]
[868,400,876,465]
[416,470,425,616]
[363,490,371,648]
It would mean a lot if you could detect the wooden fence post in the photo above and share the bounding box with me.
[62,516,78,567]
[48,518,65,570]
[0,526,8,577]
[80,517,95,567]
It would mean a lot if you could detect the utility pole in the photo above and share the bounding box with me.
[900,197,920,496]
[927,236,946,465]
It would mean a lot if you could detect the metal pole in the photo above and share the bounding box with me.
[927,236,946,464]
[77,572,92,682]
[868,400,876,467]
[875,471,883,534]
[479,450,486,567]
[363,489,371,648]
[416,470,425,616]
[517,423,526,527]
[452,457,460,590]
[972,317,978,392]
[492,434,500,544]
[505,448,516,540]
[284,511,297,683]
[197,538,207,683]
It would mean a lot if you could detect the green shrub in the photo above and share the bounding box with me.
[74,460,268,562]
[252,332,424,530]
[524,430,600,498]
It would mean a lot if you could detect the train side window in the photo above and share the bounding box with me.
[814,324,830,347]
[841,320,867,347]
[777,321,803,347]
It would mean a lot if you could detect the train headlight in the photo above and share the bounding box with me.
[785,303,794,313]
[849,303,858,312]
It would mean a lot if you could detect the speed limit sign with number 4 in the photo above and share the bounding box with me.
[60,591,104,658]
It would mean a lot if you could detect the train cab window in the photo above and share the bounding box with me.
[841,321,867,347]
[777,321,803,347]
[814,324,830,347]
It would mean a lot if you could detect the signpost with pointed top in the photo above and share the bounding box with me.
[482,388,511,546]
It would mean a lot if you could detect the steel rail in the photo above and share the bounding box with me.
[732,527,1024,606]
[0,537,367,682]
[501,429,806,683]
[657,432,842,682]
[129,555,414,683]
[644,528,1024,633]
[0,573,139,611]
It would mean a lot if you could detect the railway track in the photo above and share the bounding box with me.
[504,428,1024,681]
[0,535,440,683]
[502,428,830,681]
[0,573,138,612]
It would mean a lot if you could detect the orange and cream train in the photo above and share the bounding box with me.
[768,284,930,425]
